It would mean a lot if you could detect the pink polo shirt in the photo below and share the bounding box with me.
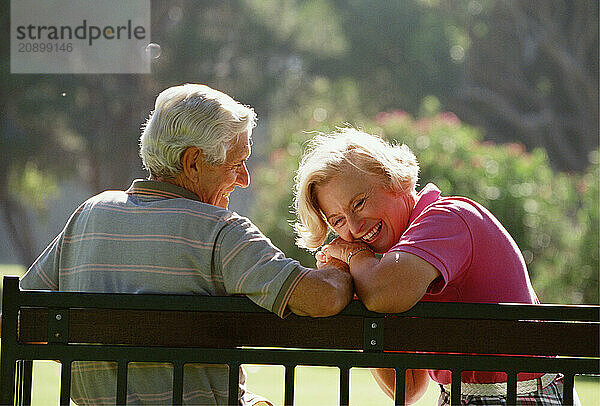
[389,184,540,384]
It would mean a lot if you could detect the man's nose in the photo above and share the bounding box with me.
[236,163,250,188]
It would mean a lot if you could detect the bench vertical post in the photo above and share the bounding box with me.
[20,360,32,406]
[172,361,184,405]
[1,276,20,405]
[15,360,25,406]
[284,364,295,406]
[228,362,240,406]
[116,360,129,405]
[339,365,349,405]
[563,373,574,406]
[450,370,462,406]
[506,372,517,405]
[59,360,72,406]
[394,367,406,406]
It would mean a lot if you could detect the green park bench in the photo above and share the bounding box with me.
[1,275,598,405]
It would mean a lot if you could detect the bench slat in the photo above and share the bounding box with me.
[18,307,599,357]
[382,317,599,357]
[19,308,364,349]
[15,289,600,322]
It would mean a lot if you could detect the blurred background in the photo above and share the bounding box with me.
[1,0,598,304]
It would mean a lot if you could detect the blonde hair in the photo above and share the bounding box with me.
[139,84,257,179]
[293,127,419,250]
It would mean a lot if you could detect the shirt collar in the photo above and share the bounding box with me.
[126,179,201,201]
[408,183,442,224]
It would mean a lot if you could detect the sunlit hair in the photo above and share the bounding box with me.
[293,127,419,250]
[139,84,257,179]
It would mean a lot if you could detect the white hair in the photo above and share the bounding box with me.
[139,84,257,178]
[293,127,419,250]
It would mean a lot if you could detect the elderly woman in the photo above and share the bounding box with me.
[293,128,571,405]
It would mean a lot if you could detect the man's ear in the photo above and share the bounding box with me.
[181,146,203,181]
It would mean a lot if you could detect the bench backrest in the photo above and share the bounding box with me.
[1,275,598,405]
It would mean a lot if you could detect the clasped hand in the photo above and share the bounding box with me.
[315,237,371,270]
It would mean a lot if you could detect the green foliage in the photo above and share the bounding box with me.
[8,162,59,217]
[251,111,599,304]
[558,156,599,303]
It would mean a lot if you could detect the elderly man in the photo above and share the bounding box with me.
[20,84,353,405]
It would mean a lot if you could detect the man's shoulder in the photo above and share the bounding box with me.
[145,199,264,237]
[88,189,128,203]
[79,188,265,237]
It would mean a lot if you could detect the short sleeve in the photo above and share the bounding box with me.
[20,232,61,291]
[216,216,308,318]
[388,204,473,294]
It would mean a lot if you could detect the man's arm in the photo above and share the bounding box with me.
[20,233,62,291]
[286,263,353,317]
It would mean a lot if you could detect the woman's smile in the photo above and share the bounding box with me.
[360,220,382,243]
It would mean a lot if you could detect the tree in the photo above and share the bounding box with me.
[445,0,598,171]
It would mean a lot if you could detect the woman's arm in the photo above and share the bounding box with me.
[323,240,440,313]
[371,368,430,404]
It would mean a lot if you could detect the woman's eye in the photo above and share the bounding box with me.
[354,198,365,210]
[332,218,343,227]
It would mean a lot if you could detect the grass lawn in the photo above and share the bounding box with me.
[0,264,26,286]
[1,265,598,404]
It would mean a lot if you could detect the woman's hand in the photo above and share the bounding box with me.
[315,247,349,271]
[315,249,328,269]
[321,237,374,265]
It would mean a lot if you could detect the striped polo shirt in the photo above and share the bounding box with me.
[21,179,309,405]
